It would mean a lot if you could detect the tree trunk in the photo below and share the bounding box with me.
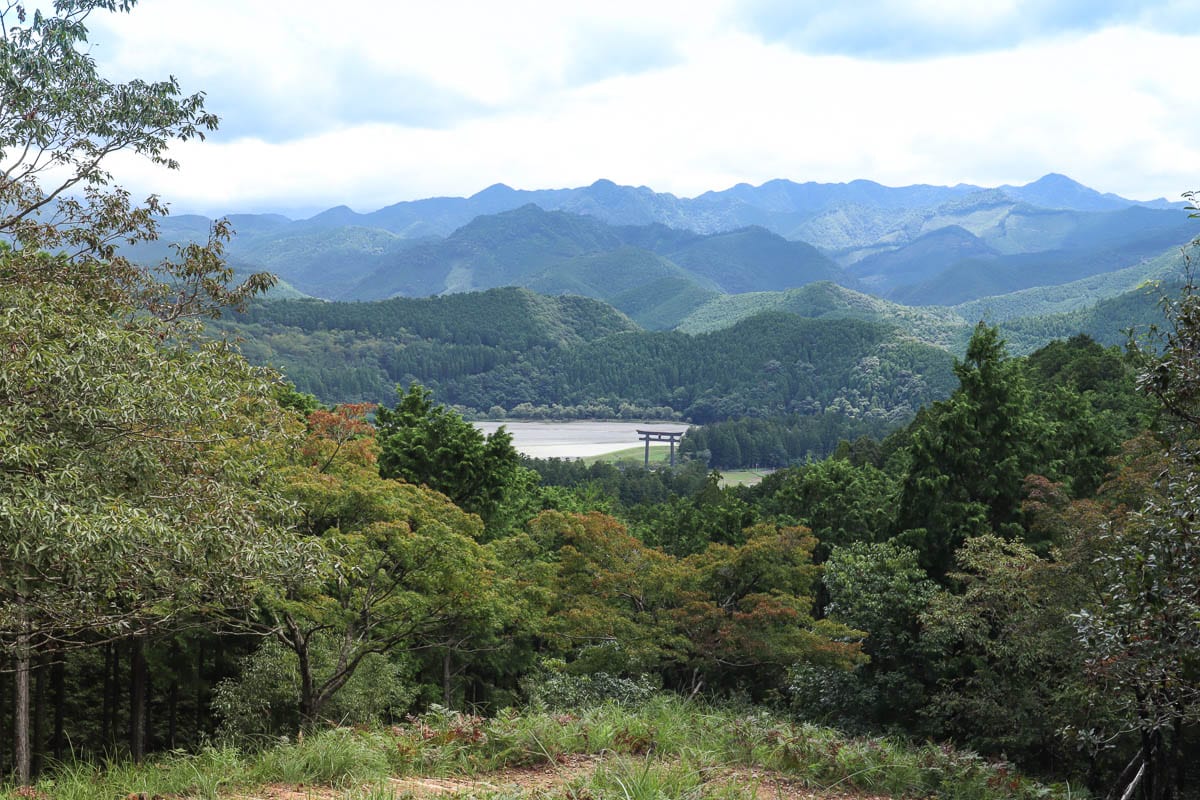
[286,623,317,727]
[13,600,31,786]
[129,638,147,763]
[0,656,8,776]
[443,651,453,709]
[31,654,45,777]
[195,643,205,735]
[167,679,178,750]
[51,654,64,762]
[101,643,114,747]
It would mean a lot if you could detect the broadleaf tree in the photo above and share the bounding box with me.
[0,0,298,780]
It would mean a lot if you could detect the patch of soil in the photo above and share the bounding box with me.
[227,756,894,799]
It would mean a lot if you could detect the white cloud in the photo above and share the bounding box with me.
[90,4,1199,216]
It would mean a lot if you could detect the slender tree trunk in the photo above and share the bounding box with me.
[129,638,147,763]
[297,645,316,726]
[51,654,64,762]
[167,679,178,750]
[195,643,205,735]
[31,653,45,777]
[0,656,8,776]
[443,651,453,709]
[13,599,31,786]
[101,643,114,747]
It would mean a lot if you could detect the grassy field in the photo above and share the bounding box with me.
[580,444,673,466]
[718,468,774,487]
[3,696,1067,800]
[579,450,773,486]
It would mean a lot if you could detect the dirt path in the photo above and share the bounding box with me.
[227,754,892,799]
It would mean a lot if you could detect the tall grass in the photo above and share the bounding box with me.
[0,695,1071,800]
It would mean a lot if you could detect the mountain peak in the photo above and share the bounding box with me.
[1025,173,1084,189]
[1003,173,1132,212]
[471,182,515,198]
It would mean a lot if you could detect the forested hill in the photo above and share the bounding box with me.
[232,286,638,349]
[224,294,956,424]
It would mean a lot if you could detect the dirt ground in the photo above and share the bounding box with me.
[226,754,893,799]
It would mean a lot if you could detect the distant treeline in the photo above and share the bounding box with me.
[680,414,894,468]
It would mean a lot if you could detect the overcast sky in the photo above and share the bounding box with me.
[88,0,1200,218]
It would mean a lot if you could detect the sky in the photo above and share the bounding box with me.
[86,0,1200,218]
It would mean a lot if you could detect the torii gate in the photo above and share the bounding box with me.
[636,429,683,468]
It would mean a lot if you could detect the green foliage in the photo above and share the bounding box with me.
[0,271,304,651]
[521,661,659,710]
[534,512,863,695]
[677,280,969,347]
[222,293,958,430]
[800,541,936,729]
[249,727,394,788]
[1069,271,1200,799]
[376,383,531,530]
[0,0,216,259]
[256,400,529,725]
[1,697,1070,800]
[921,535,1091,773]
[896,324,1050,576]
[750,458,896,558]
[680,413,895,468]
[212,635,415,739]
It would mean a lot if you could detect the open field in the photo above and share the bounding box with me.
[474,420,689,460]
[581,444,673,465]
[719,468,775,486]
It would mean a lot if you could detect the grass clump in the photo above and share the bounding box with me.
[249,726,393,788]
[1,745,246,800]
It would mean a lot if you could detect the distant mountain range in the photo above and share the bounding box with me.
[133,173,1193,333]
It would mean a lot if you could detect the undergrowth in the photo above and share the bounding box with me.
[0,695,1072,799]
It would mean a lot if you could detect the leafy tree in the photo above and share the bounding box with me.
[265,404,513,726]
[532,511,863,697]
[533,511,691,676]
[1071,262,1200,800]
[921,534,1091,771]
[0,0,272,316]
[0,0,286,778]
[799,540,935,730]
[678,523,864,694]
[752,458,896,560]
[0,263,305,774]
[376,383,531,532]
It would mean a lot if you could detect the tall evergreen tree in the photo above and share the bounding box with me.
[895,324,1046,577]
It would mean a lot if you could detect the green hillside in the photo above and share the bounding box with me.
[347,205,624,299]
[676,281,970,348]
[658,225,845,293]
[229,225,423,299]
[955,245,1189,323]
[524,247,721,329]
[999,281,1171,352]
[848,224,997,292]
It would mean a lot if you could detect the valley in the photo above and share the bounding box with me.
[191,174,1193,469]
[473,419,690,460]
[7,3,1200,797]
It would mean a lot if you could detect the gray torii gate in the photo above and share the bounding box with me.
[636,429,683,468]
